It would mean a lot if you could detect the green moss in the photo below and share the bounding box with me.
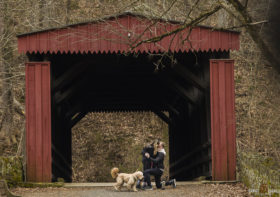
[0,156,23,187]
[238,152,280,190]
[17,182,64,188]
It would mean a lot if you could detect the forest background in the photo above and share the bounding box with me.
[0,0,279,189]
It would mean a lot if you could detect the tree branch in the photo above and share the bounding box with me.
[212,20,268,31]
[131,5,221,50]
[244,0,249,8]
[227,0,280,72]
[132,0,178,45]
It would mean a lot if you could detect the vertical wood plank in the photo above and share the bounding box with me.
[41,64,52,182]
[26,64,36,181]
[210,61,221,179]
[35,64,43,182]
[26,62,51,182]
[210,59,236,181]
[225,61,236,180]
[218,61,228,180]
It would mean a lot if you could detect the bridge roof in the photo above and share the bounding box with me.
[17,12,239,54]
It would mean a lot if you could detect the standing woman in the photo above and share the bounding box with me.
[136,139,159,189]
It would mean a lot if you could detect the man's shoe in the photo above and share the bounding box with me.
[172,179,176,188]
[161,181,165,190]
[136,180,141,189]
[143,185,153,190]
[141,182,147,190]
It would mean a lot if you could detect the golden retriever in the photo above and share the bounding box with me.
[111,167,144,192]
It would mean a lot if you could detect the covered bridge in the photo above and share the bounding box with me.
[17,12,239,182]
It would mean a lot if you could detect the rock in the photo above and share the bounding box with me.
[0,179,21,197]
[0,157,23,187]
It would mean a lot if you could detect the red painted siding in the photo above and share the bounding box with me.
[18,14,240,54]
[210,59,236,181]
[26,62,51,182]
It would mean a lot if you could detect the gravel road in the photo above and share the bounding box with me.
[11,183,251,197]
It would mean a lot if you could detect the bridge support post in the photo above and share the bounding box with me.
[210,59,236,181]
[25,62,51,182]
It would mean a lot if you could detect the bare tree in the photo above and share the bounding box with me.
[220,0,280,72]
[39,0,47,28]
[0,0,15,145]
[65,0,71,25]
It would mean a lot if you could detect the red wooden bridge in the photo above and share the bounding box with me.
[17,12,239,182]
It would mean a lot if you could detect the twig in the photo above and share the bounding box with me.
[131,5,221,50]
[212,20,269,31]
[16,126,25,156]
[244,0,249,8]
[131,0,178,46]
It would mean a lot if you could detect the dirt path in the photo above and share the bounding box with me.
[11,183,251,197]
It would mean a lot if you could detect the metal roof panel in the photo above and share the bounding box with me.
[17,12,240,54]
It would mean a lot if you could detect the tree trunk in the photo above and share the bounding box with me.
[0,0,14,144]
[227,0,280,72]
[39,0,46,27]
[66,0,71,25]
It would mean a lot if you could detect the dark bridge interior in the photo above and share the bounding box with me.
[29,50,228,182]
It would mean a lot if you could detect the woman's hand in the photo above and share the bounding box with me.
[145,152,150,158]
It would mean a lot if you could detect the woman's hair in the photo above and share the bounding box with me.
[159,141,165,148]
[153,142,158,156]
[154,139,160,145]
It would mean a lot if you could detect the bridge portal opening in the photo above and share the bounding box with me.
[45,51,226,182]
[71,112,169,182]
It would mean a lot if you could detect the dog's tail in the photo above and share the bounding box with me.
[111,167,119,179]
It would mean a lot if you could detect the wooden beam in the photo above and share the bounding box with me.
[165,77,196,105]
[70,111,87,128]
[153,111,172,125]
[65,103,84,120]
[172,63,208,91]
[165,102,193,125]
[170,142,211,169]
[54,73,89,104]
[52,62,89,93]
[170,156,211,178]
[165,103,180,116]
